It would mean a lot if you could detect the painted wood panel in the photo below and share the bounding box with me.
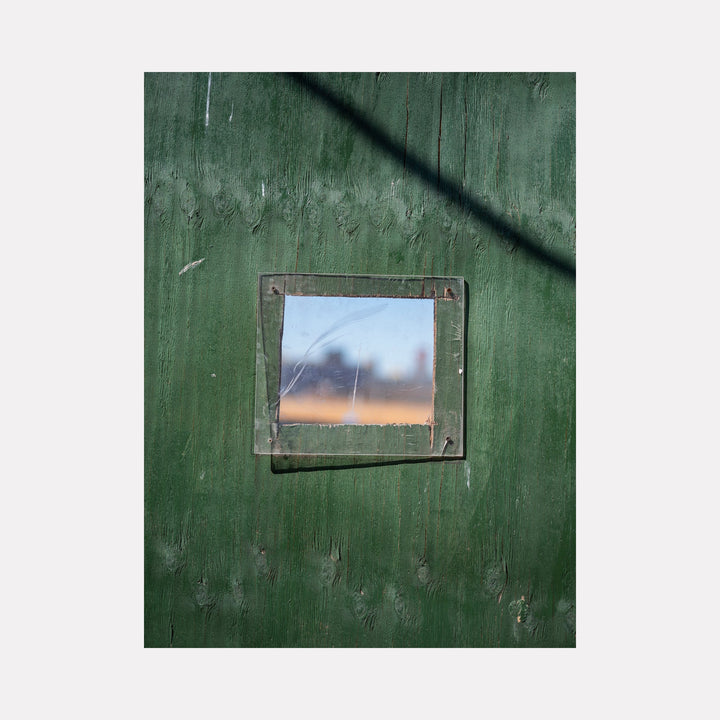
[144,72,576,647]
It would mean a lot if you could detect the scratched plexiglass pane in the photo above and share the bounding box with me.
[254,273,465,457]
[279,296,433,425]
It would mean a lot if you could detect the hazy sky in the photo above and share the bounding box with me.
[281,295,434,379]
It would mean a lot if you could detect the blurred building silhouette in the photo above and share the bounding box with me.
[281,347,432,404]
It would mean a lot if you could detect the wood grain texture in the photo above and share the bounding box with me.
[145,72,576,647]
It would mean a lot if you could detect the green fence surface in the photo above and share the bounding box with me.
[144,72,576,647]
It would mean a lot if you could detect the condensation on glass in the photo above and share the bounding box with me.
[254,274,465,457]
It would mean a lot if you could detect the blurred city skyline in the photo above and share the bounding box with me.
[279,296,435,424]
[281,295,434,382]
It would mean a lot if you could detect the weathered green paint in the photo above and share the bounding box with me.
[144,72,576,647]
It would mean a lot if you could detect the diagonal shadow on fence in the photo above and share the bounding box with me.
[284,72,575,281]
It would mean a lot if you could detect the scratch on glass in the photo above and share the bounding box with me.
[277,302,387,403]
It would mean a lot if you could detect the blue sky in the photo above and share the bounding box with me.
[281,295,434,379]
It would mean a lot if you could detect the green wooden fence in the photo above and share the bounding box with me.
[144,72,576,647]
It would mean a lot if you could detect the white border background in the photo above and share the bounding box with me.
[3,2,717,717]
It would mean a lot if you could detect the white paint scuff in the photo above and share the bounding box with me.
[178,258,205,276]
[205,72,212,127]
